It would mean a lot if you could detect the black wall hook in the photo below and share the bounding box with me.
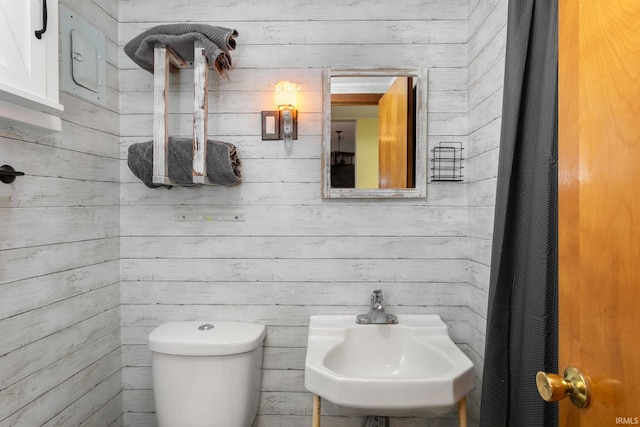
[0,165,25,184]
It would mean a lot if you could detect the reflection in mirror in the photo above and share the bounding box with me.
[322,67,427,199]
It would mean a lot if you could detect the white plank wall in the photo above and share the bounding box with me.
[0,0,123,426]
[117,1,500,427]
[0,1,510,426]
[464,0,508,420]
[0,0,508,425]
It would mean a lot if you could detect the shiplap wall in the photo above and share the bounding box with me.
[465,0,508,417]
[0,0,122,426]
[117,1,499,426]
[0,1,509,426]
[0,0,507,425]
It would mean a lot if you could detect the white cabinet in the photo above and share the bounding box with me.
[0,0,63,131]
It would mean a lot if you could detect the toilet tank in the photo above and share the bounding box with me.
[148,321,266,427]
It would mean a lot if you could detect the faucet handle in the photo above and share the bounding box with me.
[357,289,398,324]
[371,289,385,309]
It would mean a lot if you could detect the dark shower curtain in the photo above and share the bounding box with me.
[479,1,558,426]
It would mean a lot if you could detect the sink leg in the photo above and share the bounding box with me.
[312,394,321,427]
[458,396,467,427]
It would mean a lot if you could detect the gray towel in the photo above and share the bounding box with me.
[128,138,242,189]
[124,24,238,76]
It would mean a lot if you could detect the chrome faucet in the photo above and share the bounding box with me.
[356,289,398,324]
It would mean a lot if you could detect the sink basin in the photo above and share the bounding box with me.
[304,315,474,417]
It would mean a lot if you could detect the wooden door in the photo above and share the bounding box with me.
[558,0,640,424]
[378,77,413,188]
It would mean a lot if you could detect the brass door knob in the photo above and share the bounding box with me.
[536,366,590,408]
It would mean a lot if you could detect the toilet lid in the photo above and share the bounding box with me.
[148,321,266,356]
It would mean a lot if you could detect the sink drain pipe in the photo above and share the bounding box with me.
[362,415,389,427]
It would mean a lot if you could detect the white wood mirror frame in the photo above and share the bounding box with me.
[321,66,428,199]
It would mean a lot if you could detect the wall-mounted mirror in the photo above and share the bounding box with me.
[321,67,428,198]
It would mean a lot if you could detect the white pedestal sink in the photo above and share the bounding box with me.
[304,314,474,417]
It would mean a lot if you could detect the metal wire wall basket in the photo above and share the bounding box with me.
[431,142,464,181]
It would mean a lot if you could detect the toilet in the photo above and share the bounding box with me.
[148,321,266,427]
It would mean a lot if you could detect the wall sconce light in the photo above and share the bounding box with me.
[262,81,298,144]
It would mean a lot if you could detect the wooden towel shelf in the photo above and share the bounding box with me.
[152,42,213,185]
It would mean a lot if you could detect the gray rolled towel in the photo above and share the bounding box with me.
[124,24,238,77]
[128,138,242,189]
